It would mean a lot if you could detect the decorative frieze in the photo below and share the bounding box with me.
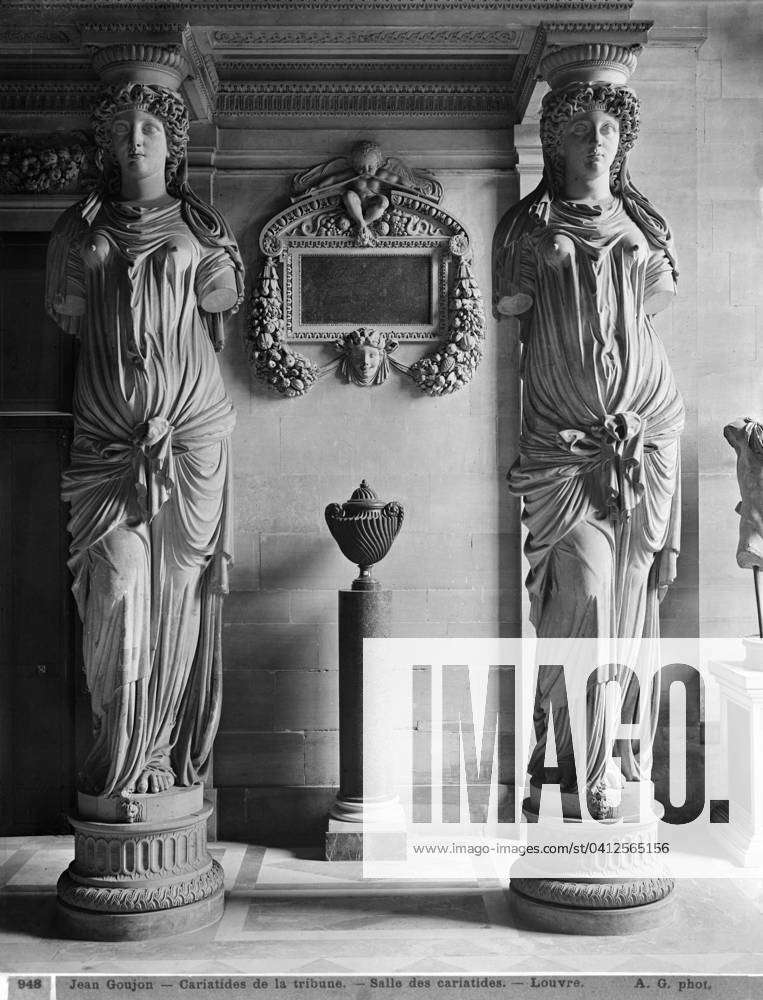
[0,28,75,45]
[79,22,186,35]
[210,27,524,49]
[543,20,653,34]
[219,59,515,78]
[217,82,513,119]
[1,1,633,9]
[0,83,99,117]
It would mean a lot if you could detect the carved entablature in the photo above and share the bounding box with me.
[246,141,486,398]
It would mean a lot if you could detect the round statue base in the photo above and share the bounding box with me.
[56,867,224,941]
[509,878,675,935]
[57,787,224,941]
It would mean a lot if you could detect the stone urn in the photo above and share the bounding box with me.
[325,480,404,590]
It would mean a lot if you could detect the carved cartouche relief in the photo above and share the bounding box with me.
[246,140,485,397]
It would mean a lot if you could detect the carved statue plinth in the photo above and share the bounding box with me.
[324,482,406,860]
[509,782,674,934]
[509,877,675,935]
[57,786,224,940]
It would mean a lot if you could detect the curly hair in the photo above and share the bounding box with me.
[349,141,384,175]
[91,83,189,195]
[539,81,640,197]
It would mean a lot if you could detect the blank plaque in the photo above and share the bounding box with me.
[299,254,433,327]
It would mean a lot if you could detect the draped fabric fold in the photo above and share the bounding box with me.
[496,195,684,800]
[498,197,684,639]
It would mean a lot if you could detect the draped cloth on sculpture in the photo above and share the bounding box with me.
[494,194,684,793]
[46,197,235,796]
[724,418,763,570]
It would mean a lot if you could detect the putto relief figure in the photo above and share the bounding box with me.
[290,139,442,243]
[493,45,684,812]
[45,80,244,799]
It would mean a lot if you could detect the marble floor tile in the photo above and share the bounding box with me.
[227,845,266,891]
[0,849,39,890]
[212,844,247,893]
[291,959,356,973]
[392,959,469,974]
[0,838,761,976]
[6,851,73,887]
[241,892,490,933]
[213,897,251,939]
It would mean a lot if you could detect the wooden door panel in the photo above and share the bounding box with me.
[0,424,75,832]
[0,226,79,835]
[0,234,74,412]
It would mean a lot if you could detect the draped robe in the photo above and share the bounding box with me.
[494,194,684,800]
[46,197,235,796]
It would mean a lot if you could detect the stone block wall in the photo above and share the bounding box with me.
[694,2,763,639]
[633,1,763,638]
[211,160,522,841]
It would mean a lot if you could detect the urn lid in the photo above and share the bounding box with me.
[343,479,386,514]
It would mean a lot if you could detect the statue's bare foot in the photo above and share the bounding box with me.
[134,767,175,794]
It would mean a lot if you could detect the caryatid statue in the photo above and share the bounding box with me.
[493,44,684,822]
[45,55,244,801]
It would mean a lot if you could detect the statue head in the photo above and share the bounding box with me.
[539,82,640,197]
[337,328,394,386]
[91,83,189,196]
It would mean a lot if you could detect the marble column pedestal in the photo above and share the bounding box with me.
[325,587,406,861]
[57,784,224,940]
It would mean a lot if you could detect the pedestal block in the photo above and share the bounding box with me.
[57,785,224,940]
[709,656,763,866]
[325,587,406,860]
